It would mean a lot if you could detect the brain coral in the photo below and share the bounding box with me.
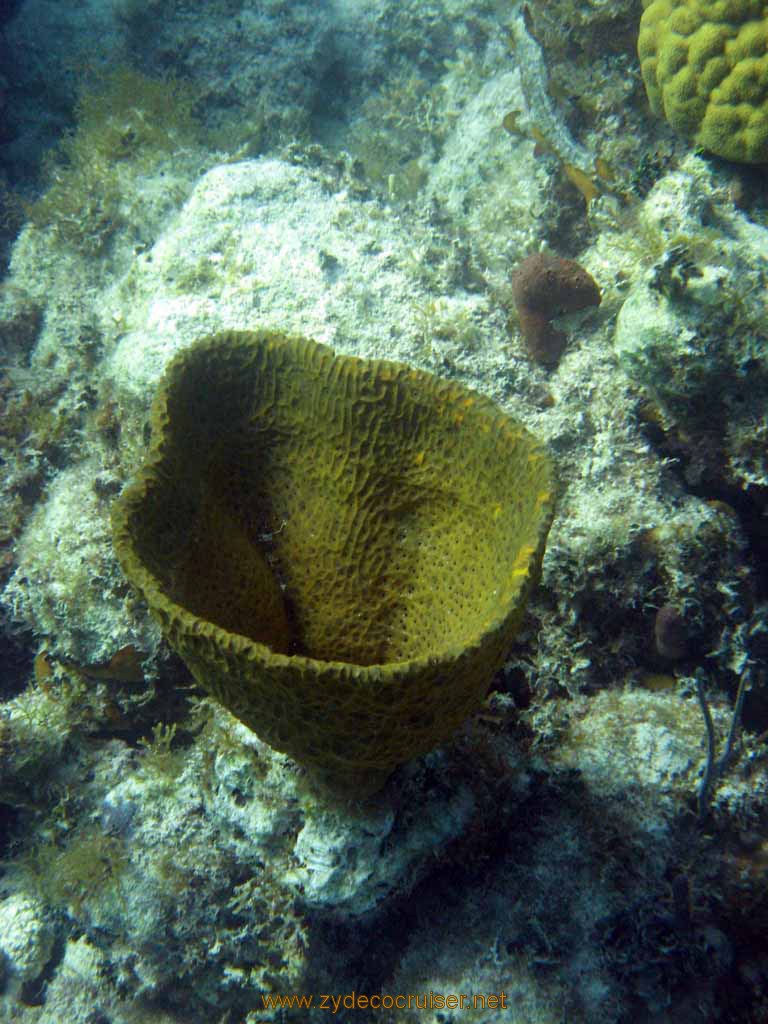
[638,0,768,163]
[111,331,555,797]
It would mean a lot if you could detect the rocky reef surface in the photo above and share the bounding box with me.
[1,1,767,1022]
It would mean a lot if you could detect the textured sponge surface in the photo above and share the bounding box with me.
[112,331,555,795]
[639,0,768,163]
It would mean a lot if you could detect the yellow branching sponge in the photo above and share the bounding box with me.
[638,0,768,163]
[111,331,556,797]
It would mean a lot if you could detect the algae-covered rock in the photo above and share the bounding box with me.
[112,330,555,797]
[638,0,768,163]
[0,895,54,1000]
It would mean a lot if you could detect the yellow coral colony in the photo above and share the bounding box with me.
[638,0,768,163]
[111,331,556,797]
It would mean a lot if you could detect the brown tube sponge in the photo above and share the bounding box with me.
[512,252,601,367]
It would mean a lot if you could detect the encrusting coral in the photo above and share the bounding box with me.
[511,251,601,367]
[111,330,555,797]
[638,0,768,163]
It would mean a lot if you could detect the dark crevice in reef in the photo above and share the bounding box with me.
[639,411,768,736]
[685,467,768,596]
[300,768,549,1005]
[639,413,768,598]
[0,802,23,857]
[0,628,35,701]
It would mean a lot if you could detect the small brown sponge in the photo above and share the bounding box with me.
[638,0,768,164]
[511,252,601,367]
[111,331,555,796]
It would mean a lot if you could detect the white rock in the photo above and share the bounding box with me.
[0,894,54,989]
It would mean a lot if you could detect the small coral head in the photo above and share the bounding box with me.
[511,252,601,367]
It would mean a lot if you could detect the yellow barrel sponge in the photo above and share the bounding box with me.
[638,0,768,163]
[111,331,555,797]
